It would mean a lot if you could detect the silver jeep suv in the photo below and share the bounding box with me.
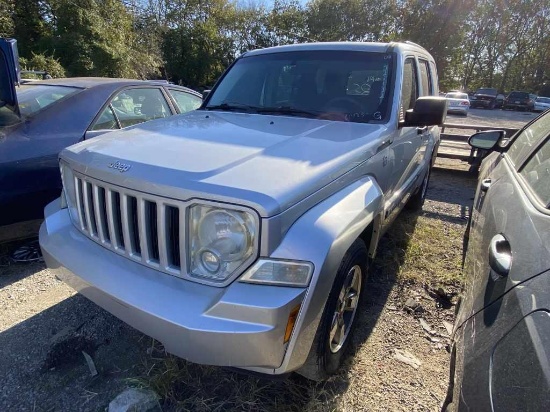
[40,42,446,379]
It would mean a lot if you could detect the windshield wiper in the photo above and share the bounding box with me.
[256,106,321,118]
[204,102,259,113]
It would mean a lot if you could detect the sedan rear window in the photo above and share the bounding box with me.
[508,92,529,99]
[17,84,80,117]
[446,93,468,99]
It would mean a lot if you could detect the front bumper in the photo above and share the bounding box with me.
[40,201,306,371]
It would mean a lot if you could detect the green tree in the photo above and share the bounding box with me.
[19,52,66,77]
[0,0,15,38]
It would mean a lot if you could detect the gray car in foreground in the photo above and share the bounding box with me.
[444,111,550,410]
[40,42,447,379]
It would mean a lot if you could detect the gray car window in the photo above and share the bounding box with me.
[520,137,550,207]
[400,58,418,120]
[169,90,202,113]
[91,105,119,131]
[109,88,171,129]
[507,114,550,166]
[418,59,431,96]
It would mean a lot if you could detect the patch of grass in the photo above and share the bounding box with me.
[136,342,344,411]
[374,210,465,288]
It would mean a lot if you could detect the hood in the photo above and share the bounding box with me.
[62,111,389,217]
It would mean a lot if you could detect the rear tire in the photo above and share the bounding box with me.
[297,239,368,381]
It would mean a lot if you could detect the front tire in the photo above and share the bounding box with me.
[297,239,368,381]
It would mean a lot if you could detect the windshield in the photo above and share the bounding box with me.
[446,93,468,99]
[205,50,395,123]
[0,84,81,126]
[536,97,550,103]
[476,88,497,96]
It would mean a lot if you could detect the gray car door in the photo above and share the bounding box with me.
[384,57,423,221]
[460,113,550,323]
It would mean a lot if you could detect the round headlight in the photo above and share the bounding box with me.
[188,205,257,283]
[197,210,251,262]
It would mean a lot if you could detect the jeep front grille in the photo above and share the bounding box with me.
[73,175,187,275]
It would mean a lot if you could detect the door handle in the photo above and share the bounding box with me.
[417,126,428,135]
[480,178,492,192]
[488,234,511,277]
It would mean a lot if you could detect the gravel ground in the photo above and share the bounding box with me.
[447,107,537,129]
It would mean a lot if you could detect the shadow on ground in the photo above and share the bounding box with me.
[0,294,149,411]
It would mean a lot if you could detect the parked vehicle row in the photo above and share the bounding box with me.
[463,86,547,112]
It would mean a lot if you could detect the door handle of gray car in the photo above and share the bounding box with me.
[488,234,512,277]
[376,139,393,153]
[481,178,492,192]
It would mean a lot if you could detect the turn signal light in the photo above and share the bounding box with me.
[284,305,301,343]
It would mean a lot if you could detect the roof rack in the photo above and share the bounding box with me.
[403,40,427,51]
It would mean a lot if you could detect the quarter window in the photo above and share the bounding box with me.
[418,59,432,96]
[507,114,550,166]
[91,105,119,130]
[520,137,550,207]
[401,58,419,118]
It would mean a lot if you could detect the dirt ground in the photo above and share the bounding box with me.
[0,109,532,411]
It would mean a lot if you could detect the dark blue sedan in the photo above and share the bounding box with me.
[0,76,202,238]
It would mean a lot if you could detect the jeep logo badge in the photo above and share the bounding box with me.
[109,161,131,173]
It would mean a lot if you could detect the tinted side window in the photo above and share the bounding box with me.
[418,59,432,96]
[91,105,119,130]
[401,58,419,118]
[520,137,550,206]
[507,114,550,166]
[169,90,202,113]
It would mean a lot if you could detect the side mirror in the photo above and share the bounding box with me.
[403,96,447,127]
[202,90,211,100]
[468,130,506,151]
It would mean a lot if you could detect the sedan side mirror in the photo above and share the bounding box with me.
[403,96,448,127]
[469,130,506,151]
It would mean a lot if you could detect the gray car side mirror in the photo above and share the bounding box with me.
[402,96,448,127]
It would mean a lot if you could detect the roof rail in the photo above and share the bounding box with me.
[403,40,427,51]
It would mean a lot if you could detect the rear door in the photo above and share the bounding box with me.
[0,38,21,117]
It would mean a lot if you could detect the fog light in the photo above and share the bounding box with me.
[284,304,301,343]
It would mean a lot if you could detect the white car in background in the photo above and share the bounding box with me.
[445,92,470,116]
[534,96,550,112]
